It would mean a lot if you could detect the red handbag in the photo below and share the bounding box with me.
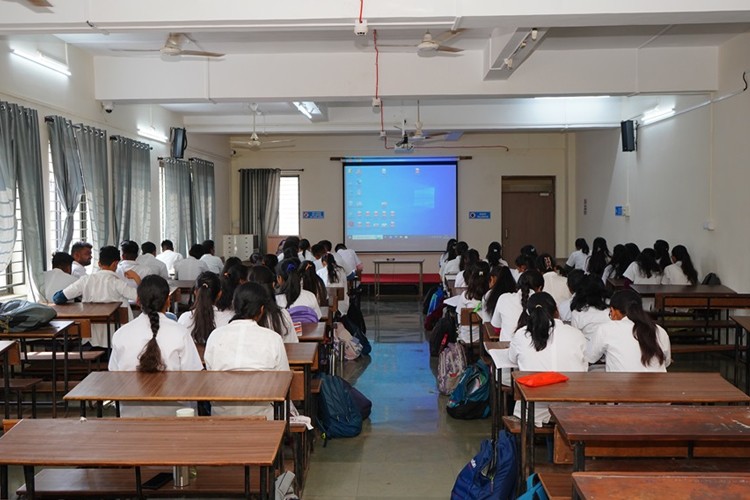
[516,372,569,387]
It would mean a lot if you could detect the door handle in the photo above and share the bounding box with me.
[504,229,509,239]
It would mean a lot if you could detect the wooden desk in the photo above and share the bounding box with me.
[48,302,122,352]
[285,343,318,416]
[573,472,750,500]
[64,370,293,420]
[630,284,736,298]
[0,320,75,418]
[606,277,627,291]
[0,417,285,500]
[298,321,326,342]
[373,259,424,299]
[732,315,750,395]
[513,371,750,481]
[0,341,15,420]
[550,405,750,472]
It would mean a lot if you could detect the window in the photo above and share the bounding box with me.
[278,175,299,235]
[0,192,25,294]
[48,145,88,255]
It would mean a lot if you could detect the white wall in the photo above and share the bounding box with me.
[575,32,750,292]
[231,132,573,271]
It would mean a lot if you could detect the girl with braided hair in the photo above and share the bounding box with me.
[108,275,203,416]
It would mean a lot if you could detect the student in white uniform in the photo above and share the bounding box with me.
[654,239,672,272]
[536,254,571,306]
[178,272,233,345]
[116,240,150,288]
[300,260,327,306]
[491,270,544,342]
[319,240,354,278]
[441,241,467,280]
[215,263,247,315]
[136,241,170,279]
[70,241,93,279]
[447,262,489,344]
[586,237,611,280]
[298,238,314,263]
[570,275,610,340]
[509,254,532,284]
[248,265,298,343]
[204,282,291,418]
[200,240,224,274]
[661,245,698,285]
[156,239,183,276]
[453,249,480,289]
[565,238,590,271]
[586,289,671,372]
[558,270,585,324]
[53,246,140,347]
[485,241,508,269]
[39,252,78,303]
[335,243,363,277]
[623,248,663,310]
[482,265,517,336]
[439,239,457,271]
[601,244,627,285]
[109,275,203,417]
[508,292,587,427]
[310,243,326,272]
[317,254,349,315]
[173,244,210,281]
[275,258,323,320]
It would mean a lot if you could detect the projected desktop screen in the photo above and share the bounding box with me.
[342,158,457,252]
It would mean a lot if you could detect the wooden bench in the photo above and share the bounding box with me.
[502,416,554,436]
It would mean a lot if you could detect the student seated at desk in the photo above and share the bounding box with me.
[508,292,587,427]
[70,241,93,279]
[446,262,489,343]
[453,248,480,289]
[173,244,209,281]
[109,275,203,417]
[116,240,150,288]
[570,275,610,340]
[585,289,672,372]
[623,248,662,310]
[53,245,140,347]
[438,238,457,271]
[537,253,571,306]
[491,270,544,342]
[485,241,508,268]
[300,260,327,306]
[586,237,611,280]
[317,254,349,315]
[248,265,297,343]
[565,238,590,271]
[275,258,322,321]
[200,239,224,275]
[39,251,78,303]
[177,272,233,344]
[156,239,183,276]
[204,282,290,419]
[136,241,170,280]
[661,244,698,285]
[440,240,467,280]
[558,269,585,323]
[335,243,363,279]
[483,265,517,336]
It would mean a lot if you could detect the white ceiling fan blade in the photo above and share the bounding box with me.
[178,50,225,57]
[111,49,160,53]
[436,46,463,53]
[262,139,295,145]
[434,29,466,43]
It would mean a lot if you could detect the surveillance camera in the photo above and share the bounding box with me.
[102,101,114,114]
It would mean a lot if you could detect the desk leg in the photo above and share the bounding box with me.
[79,401,86,418]
[418,262,423,300]
[63,330,69,414]
[96,401,103,418]
[1,464,8,500]
[135,466,143,500]
[490,363,498,442]
[3,352,10,420]
[374,263,380,301]
[519,399,527,489]
[573,442,585,472]
[304,365,311,419]
[50,337,57,419]
[23,466,34,500]
[244,465,251,500]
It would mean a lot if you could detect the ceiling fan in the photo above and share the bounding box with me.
[380,29,466,56]
[391,101,462,144]
[113,33,224,58]
[231,104,295,152]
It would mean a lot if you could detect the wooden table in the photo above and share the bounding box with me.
[64,370,293,420]
[0,341,15,420]
[299,321,326,342]
[0,320,75,418]
[573,472,750,500]
[550,405,750,472]
[285,343,318,416]
[731,315,750,395]
[373,259,424,299]
[0,417,285,500]
[48,302,122,352]
[513,371,750,482]
[630,284,736,298]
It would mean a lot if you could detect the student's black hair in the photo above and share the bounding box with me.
[624,243,641,263]
[566,269,586,295]
[246,265,287,336]
[263,253,279,271]
[277,257,302,308]
[515,269,545,331]
[486,241,503,267]
[609,244,629,279]
[587,237,610,278]
[484,265,517,316]
[98,246,120,266]
[322,253,344,284]
[248,252,263,265]
[230,282,267,322]
[520,244,538,259]
[536,253,556,274]
[216,264,247,311]
[318,240,333,252]
[454,241,469,258]
[444,238,458,261]
[610,289,666,367]
[635,248,662,279]
[466,261,490,301]
[222,257,243,275]
[523,292,558,351]
[514,254,532,272]
[71,241,93,254]
[160,239,174,251]
[299,239,311,253]
[575,238,590,254]
[136,275,169,372]
[570,274,609,312]
[282,247,297,260]
[51,251,74,269]
[189,272,221,344]
[201,239,215,254]
[120,240,139,260]
[310,243,326,259]
[189,244,205,259]
[671,245,698,285]
[282,238,300,256]
[654,239,671,271]
[459,248,480,272]
[299,260,327,304]
[141,241,157,255]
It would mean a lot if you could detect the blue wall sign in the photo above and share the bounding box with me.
[614,206,623,216]
[469,211,491,220]
[302,211,325,219]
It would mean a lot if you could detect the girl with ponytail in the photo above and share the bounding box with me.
[586,289,671,372]
[299,260,327,306]
[512,270,546,336]
[662,245,698,285]
[248,265,298,343]
[317,253,350,315]
[488,269,544,341]
[444,261,490,343]
[483,265,517,335]
[275,257,323,320]
[178,272,233,344]
[566,238,590,271]
[108,275,203,416]
[508,292,587,426]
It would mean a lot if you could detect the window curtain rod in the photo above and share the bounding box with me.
[110,135,152,150]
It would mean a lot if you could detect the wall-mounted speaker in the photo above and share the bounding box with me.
[620,120,636,152]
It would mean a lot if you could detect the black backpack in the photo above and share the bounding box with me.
[429,314,457,357]
[701,273,721,285]
[345,300,367,335]
[316,373,363,446]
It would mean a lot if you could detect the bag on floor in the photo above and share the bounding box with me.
[427,285,445,315]
[334,322,363,360]
[437,342,467,395]
[316,373,363,445]
[430,314,457,356]
[516,473,549,500]
[339,313,371,356]
[341,377,372,420]
[345,300,367,334]
[450,431,518,500]
[0,300,57,333]
[447,359,491,420]
[288,305,319,324]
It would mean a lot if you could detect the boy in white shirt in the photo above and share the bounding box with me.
[156,239,183,276]
[174,244,210,281]
[136,241,170,279]
[70,241,93,279]
[39,252,78,303]
[200,239,224,274]
[116,240,150,288]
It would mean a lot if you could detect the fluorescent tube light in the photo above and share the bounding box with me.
[11,48,71,76]
[293,101,322,120]
[640,107,675,125]
[137,126,168,143]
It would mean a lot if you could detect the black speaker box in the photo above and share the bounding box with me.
[621,120,636,152]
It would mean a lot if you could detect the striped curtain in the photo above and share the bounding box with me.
[76,125,111,248]
[161,158,193,256]
[111,136,151,244]
[190,158,215,244]
[239,168,280,254]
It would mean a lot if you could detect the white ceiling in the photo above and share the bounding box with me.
[2,0,750,137]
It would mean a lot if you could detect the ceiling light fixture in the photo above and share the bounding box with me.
[293,101,322,120]
[640,106,675,125]
[10,48,71,76]
[137,126,168,143]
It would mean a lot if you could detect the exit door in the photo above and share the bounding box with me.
[501,177,555,262]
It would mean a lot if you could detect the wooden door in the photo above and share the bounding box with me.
[501,177,555,262]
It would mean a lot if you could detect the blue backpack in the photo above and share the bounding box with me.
[316,373,363,445]
[451,431,518,500]
[446,359,491,420]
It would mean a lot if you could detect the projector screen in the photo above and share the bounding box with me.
[342,157,457,252]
